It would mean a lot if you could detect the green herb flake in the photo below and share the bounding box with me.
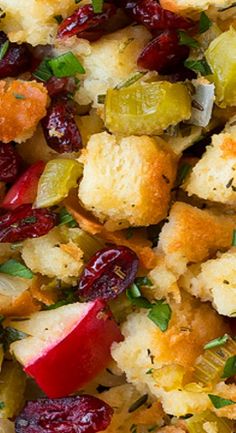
[128,394,148,413]
[232,229,236,246]
[97,94,106,104]
[148,301,172,332]
[0,40,9,60]
[48,52,85,78]
[135,276,153,288]
[4,327,29,347]
[176,163,192,186]
[32,58,53,82]
[184,58,212,76]
[0,401,5,410]
[46,289,76,310]
[92,0,103,13]
[13,93,26,100]
[222,355,236,378]
[59,207,78,228]
[0,259,33,279]
[22,216,37,224]
[75,0,82,3]
[54,14,63,24]
[178,31,199,48]
[204,334,229,350]
[127,283,142,299]
[115,71,147,90]
[199,11,212,33]
[208,394,236,408]
[145,368,154,375]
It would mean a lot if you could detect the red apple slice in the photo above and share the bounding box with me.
[2,160,45,209]
[10,300,122,398]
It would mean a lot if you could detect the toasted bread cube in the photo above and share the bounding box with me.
[22,227,84,283]
[184,121,236,206]
[112,293,228,417]
[0,0,77,45]
[160,0,235,13]
[181,249,236,317]
[78,132,178,230]
[76,25,151,107]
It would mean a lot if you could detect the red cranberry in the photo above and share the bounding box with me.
[0,204,58,243]
[15,395,113,433]
[41,98,82,153]
[137,30,190,74]
[0,143,21,183]
[77,245,139,301]
[45,77,77,98]
[57,4,117,41]
[0,32,31,79]
[125,0,193,31]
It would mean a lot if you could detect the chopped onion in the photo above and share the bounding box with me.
[189,79,215,127]
[0,274,31,298]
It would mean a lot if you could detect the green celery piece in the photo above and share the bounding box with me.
[104,81,191,135]
[205,27,236,107]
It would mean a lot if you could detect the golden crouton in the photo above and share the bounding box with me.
[22,227,84,284]
[184,122,236,207]
[0,80,48,143]
[76,25,151,107]
[112,293,229,416]
[160,0,235,13]
[0,0,77,45]
[181,248,236,316]
[78,132,178,230]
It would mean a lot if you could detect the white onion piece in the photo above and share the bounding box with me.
[189,79,215,127]
[0,274,31,298]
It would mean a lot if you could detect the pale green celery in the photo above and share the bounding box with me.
[186,410,233,433]
[205,27,236,107]
[194,336,236,386]
[104,81,191,135]
[35,159,83,208]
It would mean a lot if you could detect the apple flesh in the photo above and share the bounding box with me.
[2,160,45,209]
[10,300,122,398]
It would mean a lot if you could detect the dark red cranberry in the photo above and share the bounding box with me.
[57,4,117,40]
[124,0,193,31]
[0,32,31,79]
[166,65,197,82]
[41,98,82,153]
[0,143,21,183]
[45,77,77,98]
[137,30,189,74]
[15,395,113,433]
[77,245,139,301]
[0,204,58,243]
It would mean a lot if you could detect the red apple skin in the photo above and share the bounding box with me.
[2,160,45,209]
[25,300,123,398]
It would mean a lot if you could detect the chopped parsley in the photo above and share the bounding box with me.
[184,58,212,76]
[92,0,104,13]
[199,12,212,33]
[204,334,229,350]
[128,394,148,413]
[222,355,236,378]
[48,52,85,78]
[178,31,199,48]
[0,402,5,410]
[0,259,33,279]
[208,394,236,408]
[59,207,78,228]
[13,93,26,100]
[232,229,236,246]
[0,40,9,60]
[148,301,172,332]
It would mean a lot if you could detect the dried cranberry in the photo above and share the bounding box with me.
[77,245,139,301]
[45,77,77,98]
[124,0,193,31]
[0,204,58,242]
[41,98,82,153]
[0,32,31,79]
[0,143,21,183]
[15,395,113,433]
[137,30,189,74]
[57,4,117,40]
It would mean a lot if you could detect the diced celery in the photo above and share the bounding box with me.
[205,28,236,107]
[61,226,104,262]
[35,159,83,208]
[104,81,191,135]
[194,336,236,386]
[0,361,26,419]
[186,410,233,433]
